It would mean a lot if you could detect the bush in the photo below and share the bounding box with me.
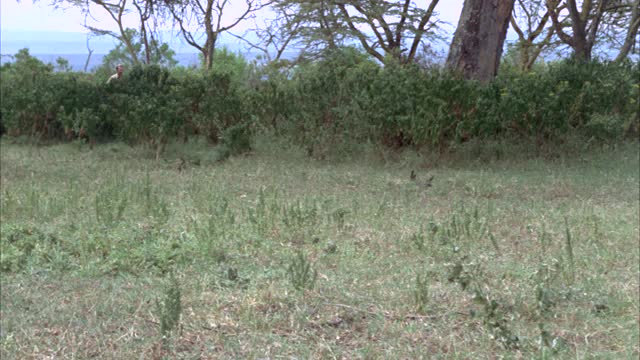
[2,47,636,151]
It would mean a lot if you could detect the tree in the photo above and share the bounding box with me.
[96,28,177,76]
[48,0,167,66]
[446,0,516,83]
[334,0,442,63]
[78,0,142,64]
[165,0,271,70]
[543,0,637,62]
[510,0,566,71]
[607,0,640,63]
[231,7,305,64]
[267,0,443,64]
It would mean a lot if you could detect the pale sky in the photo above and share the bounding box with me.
[0,1,465,33]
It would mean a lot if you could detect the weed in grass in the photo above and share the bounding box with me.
[331,208,349,229]
[414,272,430,314]
[288,250,317,291]
[447,248,520,350]
[533,260,562,316]
[214,266,250,289]
[564,217,575,284]
[138,172,171,224]
[95,185,128,227]
[410,230,427,251]
[588,214,603,247]
[155,272,182,341]
[193,216,228,263]
[1,141,638,358]
[282,199,319,228]
[24,184,42,220]
[537,323,567,357]
[0,225,68,272]
[488,232,501,255]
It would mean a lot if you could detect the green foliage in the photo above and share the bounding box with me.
[0,225,68,272]
[95,184,129,227]
[287,250,317,291]
[155,272,182,340]
[414,272,430,314]
[447,249,520,350]
[1,46,636,153]
[94,28,178,79]
[216,120,254,161]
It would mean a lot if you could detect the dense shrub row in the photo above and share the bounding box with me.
[1,48,637,152]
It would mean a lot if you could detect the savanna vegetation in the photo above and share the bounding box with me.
[1,0,639,358]
[1,137,638,358]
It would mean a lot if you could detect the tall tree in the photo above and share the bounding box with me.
[545,0,614,61]
[266,0,442,64]
[165,0,270,69]
[334,0,442,63]
[230,6,306,63]
[49,0,168,66]
[607,0,640,63]
[446,0,516,83]
[80,0,141,64]
[510,0,566,71]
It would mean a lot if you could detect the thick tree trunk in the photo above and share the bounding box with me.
[446,0,515,83]
[572,36,592,62]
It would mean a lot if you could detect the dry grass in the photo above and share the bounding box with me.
[1,138,638,358]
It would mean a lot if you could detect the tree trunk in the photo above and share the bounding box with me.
[572,36,592,62]
[204,0,215,70]
[615,19,640,63]
[446,0,515,83]
[615,4,640,63]
[204,33,217,70]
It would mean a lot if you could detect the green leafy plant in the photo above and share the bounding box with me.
[155,272,182,341]
[95,185,128,226]
[414,272,430,314]
[287,250,317,291]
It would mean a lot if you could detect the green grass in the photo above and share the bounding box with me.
[1,137,638,359]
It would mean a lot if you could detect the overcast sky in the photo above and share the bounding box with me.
[1,1,465,33]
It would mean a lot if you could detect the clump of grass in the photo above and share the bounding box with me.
[95,185,128,226]
[564,217,575,284]
[155,272,182,341]
[287,250,317,291]
[413,272,430,314]
[447,254,520,350]
[137,172,171,224]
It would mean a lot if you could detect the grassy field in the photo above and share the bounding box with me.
[1,137,638,359]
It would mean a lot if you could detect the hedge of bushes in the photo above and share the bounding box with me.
[1,48,637,152]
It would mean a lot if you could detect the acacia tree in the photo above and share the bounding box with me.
[545,0,607,61]
[97,28,178,76]
[230,9,305,63]
[262,0,349,60]
[334,0,442,63]
[606,0,640,62]
[510,0,566,70]
[262,0,442,64]
[49,0,171,66]
[165,0,270,69]
[78,0,141,64]
[446,0,516,83]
